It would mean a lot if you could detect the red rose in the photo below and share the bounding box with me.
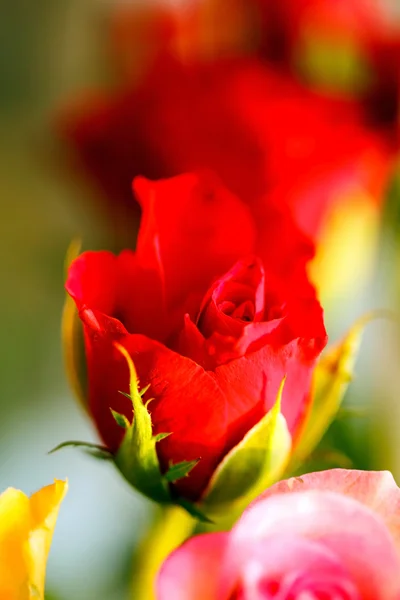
[66,172,326,502]
[59,57,394,244]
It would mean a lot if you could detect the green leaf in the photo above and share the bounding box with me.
[48,440,113,460]
[111,409,130,429]
[113,343,171,503]
[201,379,291,514]
[164,460,200,483]
[290,314,370,469]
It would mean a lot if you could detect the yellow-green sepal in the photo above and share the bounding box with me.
[200,379,291,517]
[49,440,113,461]
[62,239,88,411]
[290,315,369,469]
[113,344,204,515]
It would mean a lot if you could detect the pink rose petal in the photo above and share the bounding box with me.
[157,532,228,600]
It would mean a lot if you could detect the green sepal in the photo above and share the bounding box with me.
[201,379,291,515]
[290,314,369,469]
[120,384,151,400]
[62,239,88,412]
[165,460,200,483]
[111,409,130,429]
[48,440,113,460]
[113,344,204,514]
[154,433,171,443]
[54,345,207,517]
[113,343,172,503]
[174,497,213,524]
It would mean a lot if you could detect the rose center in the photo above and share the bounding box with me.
[218,299,256,322]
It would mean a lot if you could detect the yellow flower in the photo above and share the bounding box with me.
[0,479,67,600]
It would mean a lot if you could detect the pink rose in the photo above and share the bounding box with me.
[157,469,400,599]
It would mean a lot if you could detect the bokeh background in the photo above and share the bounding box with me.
[0,1,399,599]
[0,2,152,599]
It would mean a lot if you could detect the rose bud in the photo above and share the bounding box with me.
[63,171,364,517]
[0,480,67,599]
[157,469,400,599]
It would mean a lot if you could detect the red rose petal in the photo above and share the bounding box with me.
[133,172,257,309]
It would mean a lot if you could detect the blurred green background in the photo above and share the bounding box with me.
[0,2,152,599]
[0,1,398,599]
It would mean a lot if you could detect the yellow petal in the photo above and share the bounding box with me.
[27,480,68,599]
[0,480,68,600]
[0,489,31,598]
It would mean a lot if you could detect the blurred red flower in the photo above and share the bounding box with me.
[257,0,400,129]
[59,57,394,244]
